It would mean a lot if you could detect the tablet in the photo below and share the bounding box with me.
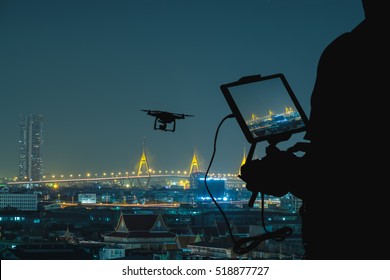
[220,73,308,145]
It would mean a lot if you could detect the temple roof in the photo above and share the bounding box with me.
[115,213,169,233]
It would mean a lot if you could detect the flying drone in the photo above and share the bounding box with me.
[141,109,194,132]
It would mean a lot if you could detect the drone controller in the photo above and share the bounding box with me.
[220,72,309,208]
[240,133,297,207]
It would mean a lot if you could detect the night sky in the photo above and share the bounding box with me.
[0,0,364,178]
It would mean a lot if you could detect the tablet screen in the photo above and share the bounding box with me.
[220,73,308,144]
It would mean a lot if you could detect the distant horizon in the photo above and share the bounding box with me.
[1,134,245,179]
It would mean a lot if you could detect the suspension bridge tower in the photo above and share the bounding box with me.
[189,146,201,174]
[239,146,247,176]
[135,142,151,187]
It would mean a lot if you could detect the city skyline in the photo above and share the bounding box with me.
[0,1,364,178]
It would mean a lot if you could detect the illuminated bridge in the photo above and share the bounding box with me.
[7,147,244,188]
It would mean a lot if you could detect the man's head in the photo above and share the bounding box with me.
[361,0,385,21]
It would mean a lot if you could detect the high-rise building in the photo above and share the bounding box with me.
[18,114,44,181]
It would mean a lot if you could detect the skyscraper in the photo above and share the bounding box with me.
[18,114,44,181]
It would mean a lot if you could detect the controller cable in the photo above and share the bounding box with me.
[204,114,293,255]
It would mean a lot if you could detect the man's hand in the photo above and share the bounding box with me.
[287,141,310,154]
[239,158,289,197]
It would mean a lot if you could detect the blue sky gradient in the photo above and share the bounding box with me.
[0,0,364,177]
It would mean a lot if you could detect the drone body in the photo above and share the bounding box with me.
[141,110,194,132]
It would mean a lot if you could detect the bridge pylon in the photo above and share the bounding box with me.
[135,143,151,188]
[189,146,201,174]
[238,146,247,176]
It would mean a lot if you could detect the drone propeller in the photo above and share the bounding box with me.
[171,113,194,118]
[141,109,160,116]
[141,110,194,117]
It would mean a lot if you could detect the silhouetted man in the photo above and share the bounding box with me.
[240,1,389,259]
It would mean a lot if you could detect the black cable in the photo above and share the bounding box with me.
[204,114,237,243]
[204,114,293,255]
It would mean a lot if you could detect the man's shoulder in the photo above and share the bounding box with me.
[323,21,369,55]
[318,31,357,66]
[324,32,353,53]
